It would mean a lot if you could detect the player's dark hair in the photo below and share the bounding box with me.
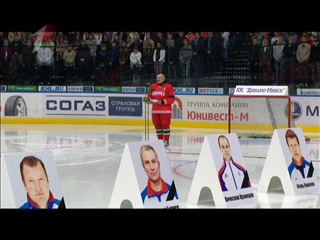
[20,156,48,183]
[218,135,230,148]
[285,129,300,146]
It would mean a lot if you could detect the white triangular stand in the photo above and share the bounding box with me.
[109,143,144,208]
[257,130,295,194]
[187,134,256,208]
[187,136,227,208]
[258,128,319,195]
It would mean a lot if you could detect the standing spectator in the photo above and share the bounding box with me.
[22,39,36,84]
[179,38,193,86]
[86,33,98,79]
[112,33,120,47]
[55,32,66,44]
[132,32,143,53]
[73,33,83,48]
[142,43,154,81]
[166,38,180,86]
[0,39,13,84]
[8,32,20,43]
[271,31,281,45]
[143,32,155,52]
[229,32,243,56]
[221,32,230,74]
[20,32,34,46]
[309,35,320,87]
[76,40,91,82]
[119,40,131,83]
[153,32,167,50]
[282,34,298,85]
[174,31,185,50]
[63,45,77,85]
[54,36,67,78]
[205,32,223,76]
[67,32,77,47]
[298,32,314,47]
[130,46,142,85]
[118,32,128,44]
[296,36,311,86]
[9,33,24,80]
[126,35,134,52]
[35,41,54,85]
[259,38,273,84]
[33,31,55,84]
[108,42,121,86]
[153,41,165,76]
[221,32,230,59]
[273,35,285,85]
[259,32,271,46]
[248,37,260,85]
[100,33,111,53]
[191,32,207,80]
[94,32,102,46]
[96,43,110,85]
[164,32,174,75]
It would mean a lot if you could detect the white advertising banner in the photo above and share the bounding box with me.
[0,93,319,128]
[234,85,288,96]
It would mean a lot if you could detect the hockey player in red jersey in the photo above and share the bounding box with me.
[144,73,175,147]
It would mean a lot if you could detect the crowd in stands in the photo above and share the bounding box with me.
[0,31,319,88]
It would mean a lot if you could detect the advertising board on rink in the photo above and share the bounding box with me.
[67,86,94,92]
[0,92,319,132]
[234,85,288,96]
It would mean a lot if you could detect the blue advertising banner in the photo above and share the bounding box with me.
[108,96,142,117]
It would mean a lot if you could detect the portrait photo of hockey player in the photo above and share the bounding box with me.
[129,140,179,209]
[216,134,251,192]
[2,150,65,209]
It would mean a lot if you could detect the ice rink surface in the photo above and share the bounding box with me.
[1,124,320,209]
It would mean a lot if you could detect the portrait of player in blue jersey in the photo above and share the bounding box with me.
[217,135,251,192]
[286,129,314,181]
[139,144,179,208]
[19,155,65,209]
[3,151,65,209]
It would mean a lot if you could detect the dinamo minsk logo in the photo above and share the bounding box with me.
[285,101,302,121]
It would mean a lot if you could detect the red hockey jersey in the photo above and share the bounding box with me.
[147,83,175,114]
